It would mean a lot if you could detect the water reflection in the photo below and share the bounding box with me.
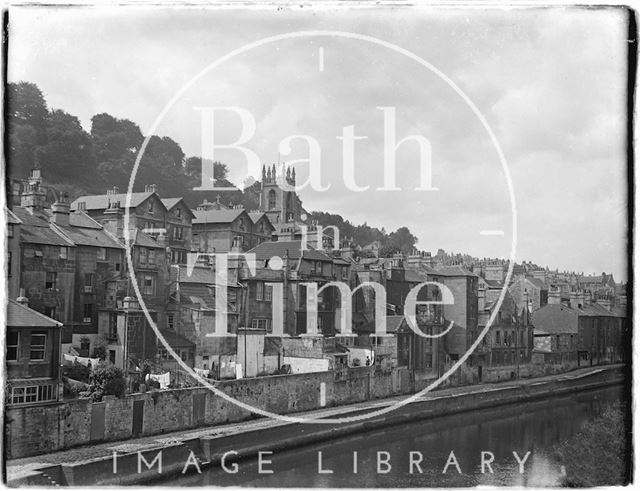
[164,385,625,487]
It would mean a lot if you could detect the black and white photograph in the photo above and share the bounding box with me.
[1,2,634,488]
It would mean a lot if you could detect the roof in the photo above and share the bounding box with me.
[158,329,195,348]
[7,299,63,328]
[161,198,182,210]
[126,229,164,249]
[12,207,74,246]
[484,279,503,288]
[53,222,123,249]
[385,315,408,333]
[192,209,245,224]
[175,284,216,309]
[404,268,429,283]
[526,277,547,290]
[162,198,196,218]
[532,304,579,334]
[6,209,22,225]
[71,192,157,211]
[176,266,214,284]
[435,265,477,277]
[248,240,333,262]
[248,212,267,224]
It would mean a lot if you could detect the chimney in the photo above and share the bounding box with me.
[51,192,71,227]
[103,200,123,238]
[231,235,243,253]
[150,184,158,194]
[106,185,120,195]
[548,286,561,305]
[16,288,29,306]
[20,168,46,213]
[478,286,486,312]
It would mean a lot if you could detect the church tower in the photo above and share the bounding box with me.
[259,164,301,226]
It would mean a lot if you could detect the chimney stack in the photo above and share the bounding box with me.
[51,192,71,227]
[16,288,29,307]
[20,168,46,213]
[548,286,561,305]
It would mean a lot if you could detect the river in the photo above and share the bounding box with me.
[162,384,626,487]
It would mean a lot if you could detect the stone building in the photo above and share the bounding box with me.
[6,297,63,406]
[191,207,272,253]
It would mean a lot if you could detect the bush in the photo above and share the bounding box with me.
[87,362,127,401]
[63,361,91,383]
[551,405,629,486]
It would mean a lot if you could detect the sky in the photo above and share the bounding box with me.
[7,6,629,281]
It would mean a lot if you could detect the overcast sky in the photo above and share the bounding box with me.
[8,6,629,281]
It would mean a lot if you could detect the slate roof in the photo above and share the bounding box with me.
[161,198,182,210]
[126,229,164,249]
[71,192,156,211]
[192,209,245,224]
[175,284,216,309]
[404,268,429,283]
[533,302,617,335]
[159,329,195,348]
[484,279,503,288]
[7,299,62,328]
[12,207,74,246]
[162,198,195,218]
[526,277,547,290]
[248,240,333,262]
[435,265,477,277]
[248,212,266,224]
[6,209,22,225]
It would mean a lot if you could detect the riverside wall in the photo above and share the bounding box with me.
[8,365,626,487]
[5,366,404,459]
[3,361,617,460]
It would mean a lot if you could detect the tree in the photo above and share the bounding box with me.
[35,110,94,181]
[85,362,126,401]
[6,82,49,177]
[389,226,418,254]
[91,113,144,189]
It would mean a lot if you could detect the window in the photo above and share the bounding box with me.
[148,201,154,214]
[45,272,57,290]
[8,224,14,238]
[251,318,272,330]
[60,247,68,259]
[83,303,93,322]
[143,275,155,295]
[176,208,182,218]
[7,251,11,277]
[30,332,46,360]
[268,190,276,210]
[7,331,18,361]
[139,248,148,264]
[84,273,94,286]
[495,330,501,345]
[97,248,106,261]
[159,348,169,360]
[256,282,264,301]
[168,313,175,330]
[148,249,156,265]
[239,218,245,231]
[11,387,24,404]
[115,262,121,272]
[10,384,56,405]
[264,284,272,302]
[173,227,183,240]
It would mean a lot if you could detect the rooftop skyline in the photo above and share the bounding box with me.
[8,6,629,281]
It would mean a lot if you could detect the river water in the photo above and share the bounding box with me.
[164,385,626,487]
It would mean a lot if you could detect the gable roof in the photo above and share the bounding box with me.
[248,240,333,262]
[71,192,159,211]
[192,209,246,225]
[52,222,123,249]
[7,299,63,328]
[248,212,267,224]
[162,198,196,218]
[126,228,164,249]
[12,207,75,246]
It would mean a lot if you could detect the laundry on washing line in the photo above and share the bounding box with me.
[146,372,171,389]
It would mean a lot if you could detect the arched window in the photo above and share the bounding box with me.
[268,189,276,210]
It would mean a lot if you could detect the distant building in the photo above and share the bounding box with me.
[509,275,549,313]
[191,207,272,253]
